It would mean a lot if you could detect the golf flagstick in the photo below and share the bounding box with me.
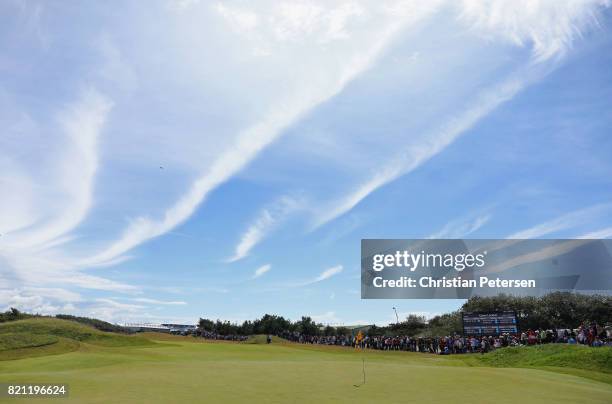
[353,354,366,387]
[353,336,366,388]
[361,356,366,384]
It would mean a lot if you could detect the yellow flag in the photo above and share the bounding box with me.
[355,331,364,348]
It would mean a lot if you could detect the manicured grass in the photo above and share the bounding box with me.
[0,322,610,403]
[0,333,610,403]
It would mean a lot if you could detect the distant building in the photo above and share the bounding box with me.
[162,323,197,334]
[122,322,197,334]
[123,323,171,333]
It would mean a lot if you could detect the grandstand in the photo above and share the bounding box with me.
[123,323,196,334]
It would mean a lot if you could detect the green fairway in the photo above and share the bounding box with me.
[0,320,611,403]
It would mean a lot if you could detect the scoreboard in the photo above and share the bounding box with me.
[462,311,518,336]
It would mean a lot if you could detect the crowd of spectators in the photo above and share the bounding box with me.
[280,322,611,355]
[196,330,249,342]
[280,331,353,346]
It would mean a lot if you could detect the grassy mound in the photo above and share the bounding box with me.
[0,337,80,361]
[0,318,154,348]
[0,333,58,351]
[55,314,128,333]
[458,344,612,383]
[465,344,611,372]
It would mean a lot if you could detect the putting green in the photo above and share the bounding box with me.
[0,336,611,403]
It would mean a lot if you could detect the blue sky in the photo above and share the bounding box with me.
[1,0,612,325]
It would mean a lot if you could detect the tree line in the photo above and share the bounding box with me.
[198,292,611,337]
[369,292,611,337]
[197,314,352,337]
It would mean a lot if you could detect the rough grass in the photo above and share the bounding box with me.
[455,344,612,384]
[0,318,155,348]
[461,344,612,372]
[0,337,80,361]
[0,333,58,351]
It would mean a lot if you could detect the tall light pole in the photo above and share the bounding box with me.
[392,307,399,324]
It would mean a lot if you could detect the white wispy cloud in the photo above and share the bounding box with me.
[429,213,492,239]
[485,239,591,275]
[312,264,343,283]
[0,88,135,300]
[79,2,436,268]
[0,287,81,314]
[215,1,369,49]
[87,298,147,322]
[252,264,271,279]
[0,251,137,293]
[94,298,145,311]
[130,297,187,305]
[228,197,301,262]
[215,3,259,35]
[507,203,612,239]
[278,264,344,289]
[578,227,612,239]
[58,273,138,292]
[309,0,610,229]
[313,71,533,228]
[229,211,275,263]
[458,0,610,62]
[2,89,112,250]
